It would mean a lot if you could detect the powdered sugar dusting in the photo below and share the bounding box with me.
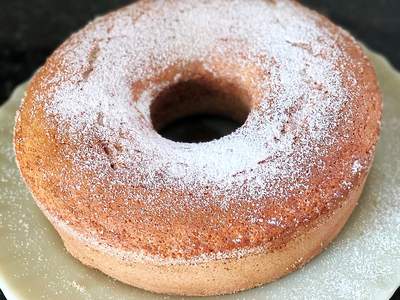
[42,0,352,204]
[352,160,363,174]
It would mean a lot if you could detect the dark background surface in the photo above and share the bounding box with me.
[0,0,399,299]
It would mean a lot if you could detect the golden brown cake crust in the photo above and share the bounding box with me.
[14,0,381,295]
[43,175,366,296]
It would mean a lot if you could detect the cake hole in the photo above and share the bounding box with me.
[150,79,250,143]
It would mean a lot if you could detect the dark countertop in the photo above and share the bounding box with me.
[0,1,399,299]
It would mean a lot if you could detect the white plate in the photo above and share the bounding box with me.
[0,47,399,300]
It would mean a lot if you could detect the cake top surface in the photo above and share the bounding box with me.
[44,0,353,201]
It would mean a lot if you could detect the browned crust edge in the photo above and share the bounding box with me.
[52,176,365,296]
